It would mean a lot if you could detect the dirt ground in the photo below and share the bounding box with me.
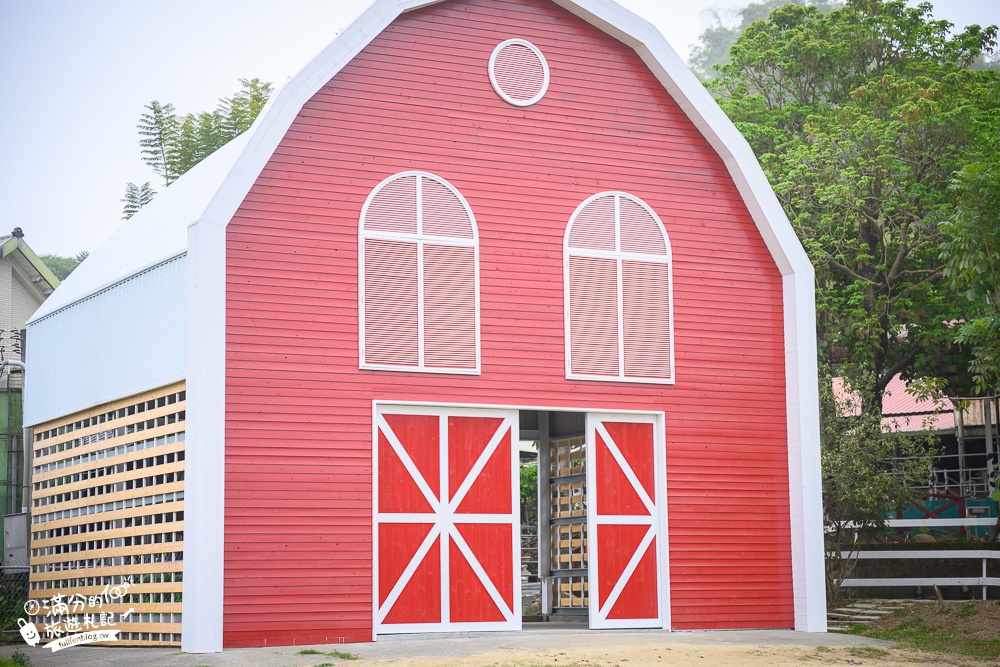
[345,637,994,667]
[10,604,999,667]
[5,625,998,667]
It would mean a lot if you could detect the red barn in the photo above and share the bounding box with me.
[24,0,825,653]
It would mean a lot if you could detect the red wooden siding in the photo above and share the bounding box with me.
[224,0,792,647]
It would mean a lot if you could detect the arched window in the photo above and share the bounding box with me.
[360,172,479,374]
[564,192,673,383]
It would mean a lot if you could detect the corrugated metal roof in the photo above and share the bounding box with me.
[833,374,956,433]
[25,256,187,426]
[28,132,250,323]
[881,374,953,417]
[883,411,955,432]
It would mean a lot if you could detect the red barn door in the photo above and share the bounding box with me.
[374,405,520,635]
[586,413,669,629]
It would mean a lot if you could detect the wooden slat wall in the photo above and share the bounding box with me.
[29,382,185,647]
[224,0,793,646]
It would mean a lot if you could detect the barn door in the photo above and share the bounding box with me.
[586,413,668,629]
[374,405,520,635]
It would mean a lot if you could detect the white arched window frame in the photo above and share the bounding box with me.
[359,171,481,374]
[564,192,674,384]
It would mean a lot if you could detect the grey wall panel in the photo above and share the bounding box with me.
[24,255,186,426]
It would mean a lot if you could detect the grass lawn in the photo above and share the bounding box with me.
[849,600,1000,662]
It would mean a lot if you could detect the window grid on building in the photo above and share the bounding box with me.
[29,382,186,647]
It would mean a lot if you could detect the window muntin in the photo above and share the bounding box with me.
[564,192,673,383]
[360,172,480,374]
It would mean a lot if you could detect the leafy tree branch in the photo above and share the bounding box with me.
[122,78,273,219]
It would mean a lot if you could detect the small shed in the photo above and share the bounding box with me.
[24,0,825,653]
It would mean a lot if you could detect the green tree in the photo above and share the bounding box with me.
[138,101,181,186]
[710,0,999,414]
[820,369,935,599]
[688,0,842,81]
[939,153,1000,395]
[130,78,273,198]
[219,77,272,138]
[121,182,157,220]
[40,251,89,281]
[520,462,538,527]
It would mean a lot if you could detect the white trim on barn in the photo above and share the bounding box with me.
[782,273,826,631]
[182,217,228,653]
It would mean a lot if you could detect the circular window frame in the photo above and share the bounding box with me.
[488,38,550,107]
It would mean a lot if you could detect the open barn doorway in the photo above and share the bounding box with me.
[519,410,669,629]
[518,410,589,622]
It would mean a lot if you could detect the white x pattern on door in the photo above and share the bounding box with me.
[374,405,521,635]
[586,413,669,629]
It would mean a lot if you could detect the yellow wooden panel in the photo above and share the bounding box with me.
[108,622,182,633]
[28,603,183,616]
[31,501,184,533]
[33,399,186,457]
[34,461,185,500]
[32,539,185,566]
[30,583,182,598]
[34,440,185,484]
[34,421,185,467]
[98,640,180,647]
[30,381,186,647]
[35,480,184,515]
[32,521,184,549]
[33,561,183,582]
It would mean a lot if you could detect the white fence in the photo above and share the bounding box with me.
[839,548,1000,600]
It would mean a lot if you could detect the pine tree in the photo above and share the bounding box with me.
[121,182,157,220]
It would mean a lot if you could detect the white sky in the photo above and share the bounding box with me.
[1,0,997,258]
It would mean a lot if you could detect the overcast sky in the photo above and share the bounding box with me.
[1,0,997,258]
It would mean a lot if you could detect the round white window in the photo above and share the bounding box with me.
[488,39,549,107]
